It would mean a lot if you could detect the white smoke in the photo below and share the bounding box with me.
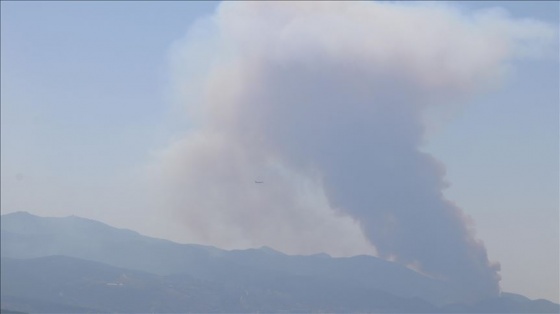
[152,1,555,302]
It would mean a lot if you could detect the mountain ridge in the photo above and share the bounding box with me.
[1,211,558,313]
[0,211,456,304]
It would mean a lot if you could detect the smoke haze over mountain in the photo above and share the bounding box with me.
[146,1,557,302]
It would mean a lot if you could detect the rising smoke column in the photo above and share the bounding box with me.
[160,1,555,302]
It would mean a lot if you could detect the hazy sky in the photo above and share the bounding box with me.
[1,1,558,302]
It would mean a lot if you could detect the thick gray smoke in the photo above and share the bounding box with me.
[155,1,555,302]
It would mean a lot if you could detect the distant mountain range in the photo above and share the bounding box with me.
[1,211,558,313]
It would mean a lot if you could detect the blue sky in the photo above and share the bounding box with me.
[1,1,558,302]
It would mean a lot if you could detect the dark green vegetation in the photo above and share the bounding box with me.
[1,212,558,313]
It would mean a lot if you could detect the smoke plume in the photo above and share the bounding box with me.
[155,1,555,302]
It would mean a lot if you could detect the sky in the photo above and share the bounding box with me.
[1,1,558,303]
